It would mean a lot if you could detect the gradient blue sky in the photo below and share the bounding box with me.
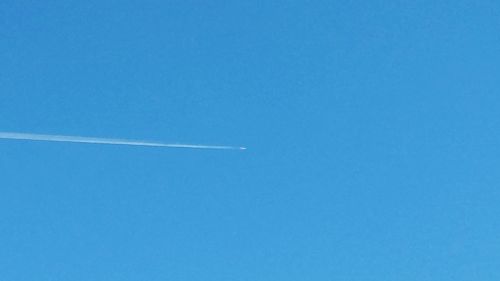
[1,1,500,280]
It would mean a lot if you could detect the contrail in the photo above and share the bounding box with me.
[0,132,246,150]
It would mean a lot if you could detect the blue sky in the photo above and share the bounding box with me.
[1,1,500,280]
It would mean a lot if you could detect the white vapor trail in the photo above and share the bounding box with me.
[0,132,246,150]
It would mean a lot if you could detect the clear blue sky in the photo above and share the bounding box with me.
[1,1,500,280]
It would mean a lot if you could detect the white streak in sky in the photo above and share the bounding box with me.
[0,132,246,150]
